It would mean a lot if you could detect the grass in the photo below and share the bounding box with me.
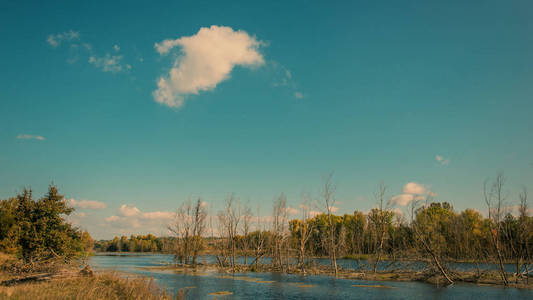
[0,253,182,300]
[0,271,178,300]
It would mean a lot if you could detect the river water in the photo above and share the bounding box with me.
[89,253,532,299]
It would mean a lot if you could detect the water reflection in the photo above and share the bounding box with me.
[90,253,532,299]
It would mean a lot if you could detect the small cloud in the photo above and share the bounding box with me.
[435,154,450,166]
[17,134,45,141]
[47,30,79,47]
[392,182,436,206]
[105,215,120,222]
[113,44,120,52]
[140,211,175,220]
[402,182,426,195]
[119,204,140,217]
[89,54,125,73]
[285,207,299,216]
[390,194,414,206]
[294,91,304,99]
[67,198,107,209]
[153,25,265,108]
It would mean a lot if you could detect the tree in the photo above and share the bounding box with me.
[322,173,339,276]
[289,193,314,273]
[0,185,91,263]
[413,201,455,284]
[272,193,288,271]
[368,182,391,273]
[483,173,509,285]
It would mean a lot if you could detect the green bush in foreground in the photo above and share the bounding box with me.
[0,185,93,263]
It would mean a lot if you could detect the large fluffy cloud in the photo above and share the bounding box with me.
[153,25,265,108]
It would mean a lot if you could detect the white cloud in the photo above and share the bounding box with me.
[140,211,175,220]
[402,182,426,195]
[390,194,414,206]
[153,25,265,108]
[285,207,299,216]
[47,30,79,47]
[309,210,322,217]
[328,206,339,213]
[17,134,45,141]
[47,31,130,73]
[392,207,404,216]
[392,182,436,206]
[435,155,450,166]
[68,198,107,209]
[89,54,125,73]
[105,215,120,222]
[119,204,140,217]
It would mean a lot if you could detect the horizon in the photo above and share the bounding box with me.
[1,0,533,239]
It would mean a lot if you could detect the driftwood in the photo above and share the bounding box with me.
[0,266,94,286]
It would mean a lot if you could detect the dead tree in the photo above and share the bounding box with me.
[242,202,252,265]
[191,198,207,265]
[251,206,267,269]
[168,200,193,264]
[218,194,241,271]
[322,173,339,276]
[517,187,529,283]
[483,173,509,285]
[272,193,288,271]
[371,182,390,273]
[296,193,314,273]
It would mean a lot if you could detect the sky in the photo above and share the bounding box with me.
[1,0,532,239]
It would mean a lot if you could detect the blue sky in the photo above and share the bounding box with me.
[1,0,532,238]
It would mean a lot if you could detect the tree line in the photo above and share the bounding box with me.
[164,173,532,285]
[94,234,175,253]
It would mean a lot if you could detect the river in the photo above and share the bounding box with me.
[89,253,532,299]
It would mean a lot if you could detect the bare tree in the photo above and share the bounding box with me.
[517,187,530,283]
[217,194,241,271]
[191,198,207,265]
[250,205,267,270]
[483,173,509,285]
[322,172,339,276]
[168,200,193,264]
[272,193,288,271]
[242,201,252,265]
[370,182,390,273]
[295,193,314,273]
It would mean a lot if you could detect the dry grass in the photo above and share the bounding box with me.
[0,272,176,300]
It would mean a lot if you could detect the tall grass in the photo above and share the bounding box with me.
[0,271,176,300]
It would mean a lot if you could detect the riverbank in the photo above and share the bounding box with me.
[0,253,178,299]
